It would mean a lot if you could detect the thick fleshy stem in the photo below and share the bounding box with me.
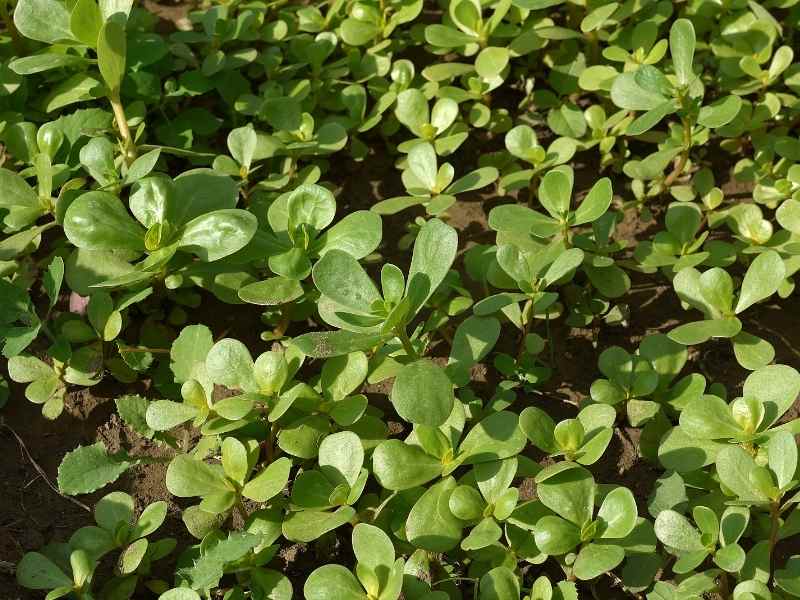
[109,92,137,166]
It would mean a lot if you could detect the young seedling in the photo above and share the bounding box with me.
[394,88,468,155]
[658,364,800,474]
[304,523,404,600]
[165,436,291,517]
[63,171,258,288]
[293,217,458,359]
[668,251,786,369]
[654,505,749,574]
[520,403,615,465]
[610,19,742,196]
[450,458,537,557]
[499,125,577,194]
[372,141,498,216]
[532,463,639,581]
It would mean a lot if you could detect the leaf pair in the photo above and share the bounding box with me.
[0,168,51,232]
[67,490,172,580]
[395,89,467,155]
[520,404,615,465]
[451,458,520,551]
[611,19,741,135]
[304,524,404,600]
[372,141,498,216]
[259,183,382,282]
[372,410,527,492]
[658,364,800,472]
[716,431,798,505]
[503,124,577,184]
[473,239,585,318]
[669,251,786,369]
[288,431,366,518]
[293,218,457,357]
[633,202,716,269]
[149,330,303,435]
[63,170,257,279]
[654,505,749,574]
[165,439,291,514]
[533,463,638,580]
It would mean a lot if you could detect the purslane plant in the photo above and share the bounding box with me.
[530,463,641,581]
[63,170,258,288]
[304,523,404,600]
[372,141,498,216]
[610,19,744,198]
[293,216,458,359]
[6,0,800,599]
[668,250,787,369]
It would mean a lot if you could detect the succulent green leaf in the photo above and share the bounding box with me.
[534,515,581,555]
[535,463,595,526]
[372,440,443,490]
[97,19,126,94]
[14,0,73,44]
[165,455,230,498]
[242,457,291,502]
[768,430,797,491]
[319,431,364,488]
[735,251,785,314]
[177,209,257,262]
[15,552,72,590]
[573,543,625,580]
[282,506,356,543]
[405,218,458,316]
[597,487,637,538]
[406,478,464,552]
[679,395,742,440]
[304,564,367,600]
[313,249,382,315]
[64,191,145,253]
[669,19,695,86]
[458,411,527,465]
[391,359,454,427]
[654,510,704,552]
[716,446,770,502]
[478,566,520,600]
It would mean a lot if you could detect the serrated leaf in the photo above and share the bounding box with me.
[114,394,155,439]
[177,531,261,590]
[57,442,133,495]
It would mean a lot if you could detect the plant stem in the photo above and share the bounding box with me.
[768,501,780,587]
[109,92,137,166]
[272,310,290,339]
[430,576,478,586]
[516,300,532,360]
[546,312,555,366]
[662,118,692,190]
[562,223,572,247]
[586,30,601,64]
[528,176,537,207]
[265,422,277,464]
[395,326,419,360]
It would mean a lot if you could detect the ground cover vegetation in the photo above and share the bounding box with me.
[1,0,800,598]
